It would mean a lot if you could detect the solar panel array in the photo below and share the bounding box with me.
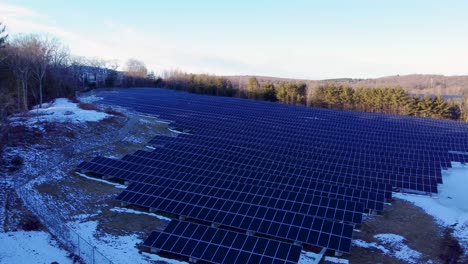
[78,88,468,262]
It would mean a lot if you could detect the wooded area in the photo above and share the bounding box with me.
[0,22,159,121]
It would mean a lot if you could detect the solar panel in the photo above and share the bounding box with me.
[143,220,302,264]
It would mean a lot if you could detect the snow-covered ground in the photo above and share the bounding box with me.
[353,234,422,263]
[68,220,184,264]
[109,207,171,221]
[324,256,349,264]
[9,98,109,129]
[394,162,468,250]
[78,94,104,104]
[0,231,73,264]
[75,172,127,189]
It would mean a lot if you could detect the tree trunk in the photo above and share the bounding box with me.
[22,77,28,111]
[39,80,43,108]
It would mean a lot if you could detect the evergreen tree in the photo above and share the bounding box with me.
[261,82,277,101]
[418,95,434,117]
[432,95,450,118]
[246,77,260,98]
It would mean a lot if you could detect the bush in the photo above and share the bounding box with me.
[20,215,42,231]
[78,103,99,111]
[104,107,125,117]
[439,228,463,264]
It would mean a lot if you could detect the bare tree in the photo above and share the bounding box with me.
[6,36,35,111]
[305,82,317,107]
[0,22,7,62]
[106,59,119,71]
[125,58,147,78]
[29,36,62,108]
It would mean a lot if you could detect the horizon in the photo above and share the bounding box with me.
[1,0,468,79]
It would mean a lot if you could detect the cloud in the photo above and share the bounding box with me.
[0,3,47,20]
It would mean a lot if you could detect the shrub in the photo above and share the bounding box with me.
[104,107,125,117]
[20,215,42,231]
[78,103,99,111]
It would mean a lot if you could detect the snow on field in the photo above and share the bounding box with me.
[374,234,422,262]
[353,234,422,262]
[10,98,109,127]
[122,135,144,144]
[0,231,73,264]
[324,256,349,263]
[75,172,127,189]
[68,220,184,264]
[78,94,104,104]
[298,250,322,264]
[110,207,171,221]
[394,162,468,249]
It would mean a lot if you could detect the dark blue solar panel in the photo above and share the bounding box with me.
[144,220,302,264]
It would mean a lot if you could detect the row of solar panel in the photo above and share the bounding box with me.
[79,159,364,223]
[143,220,302,264]
[79,157,386,210]
[118,182,354,252]
[149,134,444,172]
[149,136,442,176]
[117,146,437,193]
[145,139,442,180]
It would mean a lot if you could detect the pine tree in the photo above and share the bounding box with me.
[246,77,260,99]
[432,95,449,118]
[418,95,434,117]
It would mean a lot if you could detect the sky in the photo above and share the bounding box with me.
[1,0,468,79]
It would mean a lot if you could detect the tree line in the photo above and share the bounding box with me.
[163,74,468,122]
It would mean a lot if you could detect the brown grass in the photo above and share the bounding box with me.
[104,107,125,117]
[349,199,444,263]
[78,103,100,111]
[439,228,464,264]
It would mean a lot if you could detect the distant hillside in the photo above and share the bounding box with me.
[225,74,468,95]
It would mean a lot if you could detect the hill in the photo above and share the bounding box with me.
[225,74,468,95]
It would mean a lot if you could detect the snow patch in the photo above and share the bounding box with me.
[72,212,101,221]
[353,234,422,263]
[324,256,349,264]
[394,162,468,249]
[298,250,322,264]
[10,98,109,128]
[374,234,422,262]
[0,231,73,264]
[69,220,182,264]
[75,172,127,189]
[122,135,143,144]
[109,207,171,221]
[79,94,104,104]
